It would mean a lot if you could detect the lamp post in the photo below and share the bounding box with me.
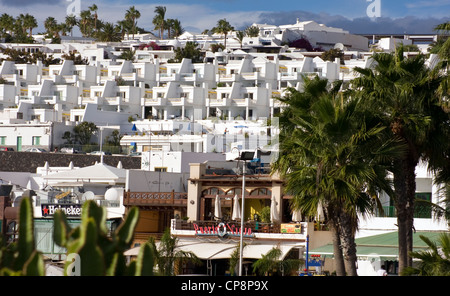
[237,150,255,276]
[99,127,104,164]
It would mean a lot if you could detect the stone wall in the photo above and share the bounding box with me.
[0,151,141,173]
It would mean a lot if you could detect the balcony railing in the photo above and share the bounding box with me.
[124,191,187,207]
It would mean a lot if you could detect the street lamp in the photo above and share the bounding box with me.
[237,150,255,276]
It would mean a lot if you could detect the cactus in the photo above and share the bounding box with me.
[0,197,45,276]
[53,200,155,276]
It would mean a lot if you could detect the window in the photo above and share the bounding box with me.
[155,167,167,172]
[0,136,5,145]
[32,136,41,146]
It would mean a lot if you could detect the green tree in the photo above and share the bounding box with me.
[79,10,92,37]
[170,19,184,39]
[0,13,14,39]
[245,25,260,37]
[44,16,58,39]
[152,6,166,39]
[252,247,303,276]
[273,76,402,275]
[402,233,450,276]
[212,19,234,49]
[352,46,448,273]
[119,49,135,61]
[235,30,245,49]
[321,48,344,64]
[73,121,98,145]
[171,41,203,63]
[65,14,77,37]
[125,5,141,40]
[149,228,200,276]
[21,13,37,37]
[97,22,121,42]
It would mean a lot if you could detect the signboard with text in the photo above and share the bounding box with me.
[41,204,82,218]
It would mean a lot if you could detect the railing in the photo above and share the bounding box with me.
[172,219,287,234]
[124,191,187,206]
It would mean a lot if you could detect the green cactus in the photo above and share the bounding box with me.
[53,200,154,276]
[0,197,45,276]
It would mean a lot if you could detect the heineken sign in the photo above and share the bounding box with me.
[41,204,82,218]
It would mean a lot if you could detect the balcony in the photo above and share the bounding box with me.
[207,98,230,107]
[124,191,187,207]
[171,219,309,240]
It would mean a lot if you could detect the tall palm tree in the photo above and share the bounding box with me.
[44,17,58,38]
[273,76,402,275]
[89,4,98,33]
[0,13,15,38]
[235,30,245,49]
[352,46,448,274]
[125,5,141,40]
[97,22,121,42]
[170,19,184,39]
[79,10,92,37]
[213,19,234,49]
[65,15,77,37]
[152,6,166,40]
[21,14,37,37]
[149,228,200,276]
[116,19,132,41]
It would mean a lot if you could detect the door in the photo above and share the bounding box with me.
[16,136,22,151]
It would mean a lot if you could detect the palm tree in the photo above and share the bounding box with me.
[245,25,260,37]
[252,246,303,276]
[116,19,132,40]
[97,22,121,42]
[44,17,58,38]
[89,4,98,33]
[65,15,77,37]
[273,76,402,275]
[152,6,166,39]
[21,14,37,37]
[402,233,450,276]
[235,30,245,49]
[125,5,141,40]
[150,228,200,276]
[212,19,234,49]
[79,10,92,37]
[0,13,15,38]
[352,46,448,274]
[170,19,184,39]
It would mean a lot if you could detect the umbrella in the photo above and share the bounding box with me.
[270,195,280,223]
[292,209,302,222]
[232,194,241,220]
[214,194,222,220]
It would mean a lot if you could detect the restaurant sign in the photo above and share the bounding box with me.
[193,222,254,238]
[41,204,82,218]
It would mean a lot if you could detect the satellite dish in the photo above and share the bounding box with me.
[334,43,345,50]
[104,188,120,201]
[82,191,95,201]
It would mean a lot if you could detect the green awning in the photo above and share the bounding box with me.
[309,231,448,261]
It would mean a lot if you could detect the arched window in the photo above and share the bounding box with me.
[225,188,242,196]
[249,188,271,196]
[201,187,225,196]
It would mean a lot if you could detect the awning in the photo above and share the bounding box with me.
[309,231,448,261]
[125,240,305,260]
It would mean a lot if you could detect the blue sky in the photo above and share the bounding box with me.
[0,0,448,34]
